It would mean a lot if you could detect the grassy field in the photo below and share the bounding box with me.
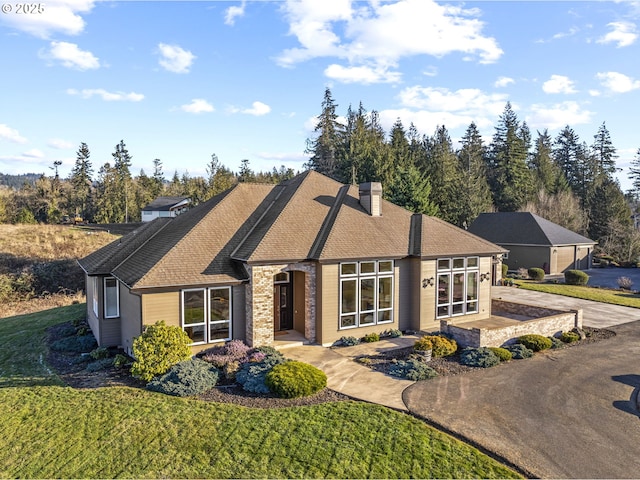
[0,304,521,479]
[516,280,640,308]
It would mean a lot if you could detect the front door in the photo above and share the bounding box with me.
[274,283,293,331]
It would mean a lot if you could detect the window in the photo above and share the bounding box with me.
[436,257,479,318]
[92,277,98,317]
[182,287,232,345]
[104,277,119,318]
[339,260,394,329]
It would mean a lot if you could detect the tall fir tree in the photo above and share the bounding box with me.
[628,147,640,200]
[591,121,618,178]
[588,176,631,241]
[111,140,134,222]
[486,102,534,211]
[530,130,566,194]
[151,158,165,198]
[69,142,94,221]
[305,88,343,179]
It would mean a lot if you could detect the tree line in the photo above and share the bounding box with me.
[305,88,640,262]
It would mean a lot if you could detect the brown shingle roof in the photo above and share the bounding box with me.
[420,216,507,258]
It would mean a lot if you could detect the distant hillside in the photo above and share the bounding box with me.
[0,172,42,189]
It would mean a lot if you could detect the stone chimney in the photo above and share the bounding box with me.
[359,182,382,216]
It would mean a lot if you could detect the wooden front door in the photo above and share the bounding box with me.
[274,283,293,331]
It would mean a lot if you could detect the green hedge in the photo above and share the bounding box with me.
[265,361,327,398]
[488,347,512,362]
[565,269,589,286]
[517,334,552,352]
[527,267,545,281]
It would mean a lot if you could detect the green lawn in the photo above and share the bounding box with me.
[0,304,520,479]
[516,281,640,308]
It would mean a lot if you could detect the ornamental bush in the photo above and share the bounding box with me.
[380,329,402,338]
[130,321,192,383]
[50,334,97,353]
[565,269,589,286]
[560,331,581,343]
[502,263,509,277]
[147,358,219,397]
[337,336,360,347]
[517,334,552,352]
[528,268,545,281]
[459,347,500,368]
[200,339,251,368]
[505,344,533,359]
[265,361,327,398]
[548,336,565,349]
[236,351,286,394]
[414,335,457,357]
[488,347,512,362]
[86,358,114,372]
[388,358,438,381]
[362,332,380,343]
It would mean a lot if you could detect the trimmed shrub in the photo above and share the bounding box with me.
[548,336,565,349]
[113,354,130,368]
[56,323,78,338]
[86,358,114,372]
[337,336,360,347]
[488,347,512,362]
[362,332,380,343]
[505,344,533,359]
[528,268,545,281]
[265,361,327,398]
[459,347,500,368]
[502,263,508,277]
[131,321,192,383]
[414,335,457,357]
[236,352,286,394]
[560,331,581,343]
[388,358,438,381]
[380,328,402,338]
[517,334,552,352]
[147,359,219,397]
[565,269,589,286]
[50,334,97,353]
[617,276,633,290]
[89,347,109,360]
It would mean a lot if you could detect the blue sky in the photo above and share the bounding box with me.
[1,0,639,191]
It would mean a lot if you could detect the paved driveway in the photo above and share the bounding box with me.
[404,320,640,478]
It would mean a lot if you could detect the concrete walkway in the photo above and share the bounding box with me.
[493,285,640,328]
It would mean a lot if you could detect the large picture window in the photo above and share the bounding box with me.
[104,277,119,318]
[436,257,479,318]
[92,276,99,317]
[182,286,232,345]
[339,260,394,329]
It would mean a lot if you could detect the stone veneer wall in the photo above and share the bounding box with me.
[440,299,583,348]
[245,263,317,347]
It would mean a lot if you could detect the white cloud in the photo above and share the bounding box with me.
[596,71,640,93]
[41,41,100,70]
[0,0,95,39]
[157,43,196,74]
[398,86,508,118]
[242,101,271,116]
[48,138,74,149]
[180,99,214,114]
[542,75,577,94]
[225,1,246,26]
[276,0,502,84]
[526,101,594,131]
[0,124,27,144]
[494,76,515,88]
[597,21,638,47]
[324,63,401,84]
[23,149,45,158]
[67,88,144,102]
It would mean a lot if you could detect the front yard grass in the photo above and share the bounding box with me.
[0,304,520,479]
[515,280,640,308]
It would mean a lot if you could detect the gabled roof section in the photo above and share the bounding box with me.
[317,185,414,260]
[112,183,274,289]
[420,216,507,258]
[78,218,172,275]
[232,171,345,263]
[141,196,190,212]
[468,212,596,247]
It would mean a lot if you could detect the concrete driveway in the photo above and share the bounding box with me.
[404,319,640,479]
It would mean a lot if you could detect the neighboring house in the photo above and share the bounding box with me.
[78,171,506,355]
[468,212,597,275]
[141,196,191,222]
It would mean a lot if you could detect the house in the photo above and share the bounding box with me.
[141,196,191,222]
[468,212,597,275]
[78,171,506,355]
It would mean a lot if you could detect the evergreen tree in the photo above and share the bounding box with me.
[591,121,618,177]
[69,142,94,221]
[628,147,640,199]
[238,159,255,183]
[206,153,236,197]
[457,122,493,227]
[94,162,118,223]
[151,158,165,198]
[588,176,631,241]
[387,163,438,216]
[530,130,566,194]
[305,88,343,179]
[111,140,134,222]
[487,102,534,211]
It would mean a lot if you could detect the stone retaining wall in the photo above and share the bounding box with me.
[440,299,583,348]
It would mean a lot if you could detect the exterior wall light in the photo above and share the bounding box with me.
[422,277,434,288]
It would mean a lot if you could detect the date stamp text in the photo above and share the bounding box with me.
[2,3,45,14]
